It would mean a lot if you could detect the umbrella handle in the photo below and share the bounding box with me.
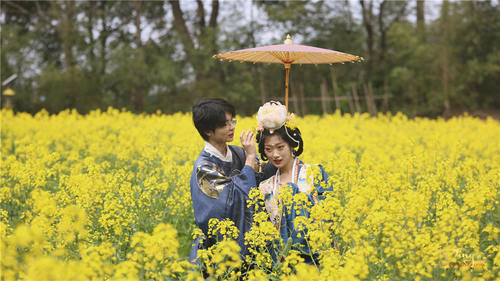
[285,64,290,111]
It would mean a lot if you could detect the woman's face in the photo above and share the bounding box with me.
[264,134,293,169]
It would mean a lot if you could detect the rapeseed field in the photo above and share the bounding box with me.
[1,108,498,280]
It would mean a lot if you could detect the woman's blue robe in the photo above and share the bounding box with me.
[260,160,333,264]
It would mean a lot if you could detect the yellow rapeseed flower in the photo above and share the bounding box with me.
[1,109,498,280]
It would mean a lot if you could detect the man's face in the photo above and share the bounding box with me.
[207,112,235,144]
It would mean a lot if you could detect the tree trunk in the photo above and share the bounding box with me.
[56,0,76,108]
[320,76,331,115]
[169,0,219,94]
[360,0,374,80]
[61,0,75,73]
[259,71,267,105]
[416,0,425,33]
[346,89,355,114]
[383,77,390,111]
[208,0,219,54]
[364,83,377,116]
[299,82,307,115]
[290,80,301,116]
[196,0,206,30]
[209,0,219,28]
[133,0,145,111]
[352,84,361,114]
[169,0,195,59]
[86,2,96,73]
[378,0,387,66]
[440,0,451,116]
[329,67,341,112]
[99,1,109,77]
[377,0,406,106]
[369,83,378,115]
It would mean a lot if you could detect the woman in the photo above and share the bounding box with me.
[255,101,333,264]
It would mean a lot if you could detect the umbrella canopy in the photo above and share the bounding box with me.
[214,35,363,110]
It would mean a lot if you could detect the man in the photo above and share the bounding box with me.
[189,98,274,264]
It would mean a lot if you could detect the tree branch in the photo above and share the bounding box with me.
[390,2,407,29]
[168,0,195,57]
[359,0,374,79]
[378,0,386,32]
[39,0,54,24]
[4,0,52,26]
[4,0,31,16]
[135,0,143,48]
[209,0,219,28]
[196,0,206,29]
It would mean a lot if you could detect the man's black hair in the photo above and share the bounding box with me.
[192,98,236,141]
[256,126,303,161]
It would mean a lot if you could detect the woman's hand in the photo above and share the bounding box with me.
[240,130,257,167]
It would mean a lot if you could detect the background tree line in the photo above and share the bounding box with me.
[1,0,499,117]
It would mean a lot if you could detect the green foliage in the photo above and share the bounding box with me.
[1,0,498,116]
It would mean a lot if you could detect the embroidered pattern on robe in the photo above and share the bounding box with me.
[196,161,231,198]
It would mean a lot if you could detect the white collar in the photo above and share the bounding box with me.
[204,142,233,163]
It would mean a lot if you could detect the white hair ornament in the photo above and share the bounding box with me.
[256,101,301,145]
[256,101,287,133]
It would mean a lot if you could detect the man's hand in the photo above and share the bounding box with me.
[240,130,257,167]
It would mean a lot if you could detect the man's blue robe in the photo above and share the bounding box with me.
[189,145,274,263]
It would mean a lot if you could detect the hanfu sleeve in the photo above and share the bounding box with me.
[194,160,257,198]
[296,164,333,204]
[190,160,257,260]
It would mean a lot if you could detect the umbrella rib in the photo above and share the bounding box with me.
[237,51,280,63]
[256,52,276,62]
[300,53,320,64]
[227,52,252,62]
[294,52,356,64]
[305,53,316,64]
[216,46,362,65]
[258,52,280,63]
